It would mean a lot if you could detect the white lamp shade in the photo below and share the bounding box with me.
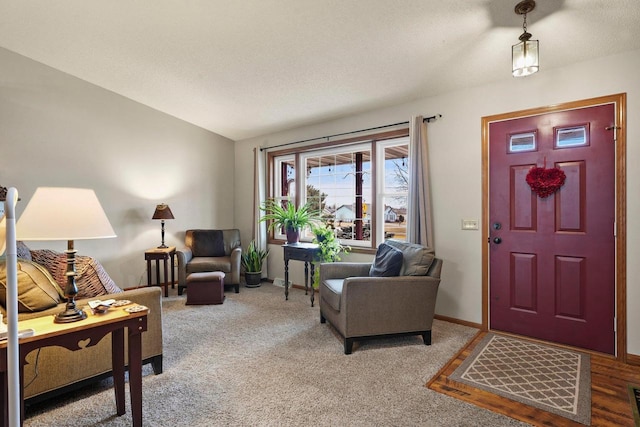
[17,187,116,241]
[512,39,539,77]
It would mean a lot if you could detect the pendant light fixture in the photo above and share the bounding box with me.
[512,0,539,77]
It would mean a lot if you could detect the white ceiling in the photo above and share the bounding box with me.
[1,1,638,141]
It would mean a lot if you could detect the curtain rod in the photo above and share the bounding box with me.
[260,114,442,152]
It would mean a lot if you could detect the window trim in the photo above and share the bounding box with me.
[265,128,409,252]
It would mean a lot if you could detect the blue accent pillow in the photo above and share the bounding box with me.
[369,243,403,277]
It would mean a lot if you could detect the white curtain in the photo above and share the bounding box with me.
[253,147,268,277]
[406,116,434,248]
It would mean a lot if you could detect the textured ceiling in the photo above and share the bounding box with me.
[0,0,638,140]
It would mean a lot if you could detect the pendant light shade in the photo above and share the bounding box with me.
[512,38,539,77]
[512,0,539,77]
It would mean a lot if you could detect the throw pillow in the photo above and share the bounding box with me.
[369,243,403,277]
[30,249,122,298]
[384,240,435,276]
[191,230,226,257]
[16,241,32,261]
[0,259,64,312]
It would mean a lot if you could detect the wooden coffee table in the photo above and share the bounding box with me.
[0,306,148,427]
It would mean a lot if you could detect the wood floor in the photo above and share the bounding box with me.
[427,331,640,426]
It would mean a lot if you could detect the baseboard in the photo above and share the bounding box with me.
[627,353,640,366]
[434,314,482,330]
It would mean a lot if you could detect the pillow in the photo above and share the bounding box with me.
[0,259,64,312]
[30,249,122,298]
[16,241,32,261]
[384,239,435,276]
[192,230,226,257]
[369,243,403,277]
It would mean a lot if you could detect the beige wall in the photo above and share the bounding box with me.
[234,49,640,355]
[0,47,236,288]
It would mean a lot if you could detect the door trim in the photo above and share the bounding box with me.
[481,93,627,361]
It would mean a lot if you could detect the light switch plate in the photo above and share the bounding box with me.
[462,219,479,230]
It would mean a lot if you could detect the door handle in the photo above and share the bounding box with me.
[493,237,502,244]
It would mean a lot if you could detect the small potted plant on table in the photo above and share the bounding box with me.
[311,223,350,288]
[241,240,269,287]
[259,199,317,244]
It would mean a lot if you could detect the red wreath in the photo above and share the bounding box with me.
[526,166,566,198]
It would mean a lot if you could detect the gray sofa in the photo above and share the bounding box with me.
[319,240,442,354]
[176,229,242,295]
[0,247,163,403]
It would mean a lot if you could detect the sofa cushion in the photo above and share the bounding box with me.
[369,243,403,277]
[0,259,64,312]
[191,230,225,257]
[186,256,232,274]
[322,279,344,311]
[384,240,435,276]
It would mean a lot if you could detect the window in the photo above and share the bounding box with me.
[266,130,409,249]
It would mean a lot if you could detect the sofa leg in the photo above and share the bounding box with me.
[422,330,432,345]
[178,285,185,296]
[344,338,354,355]
[151,355,163,374]
[235,283,240,293]
[320,312,326,323]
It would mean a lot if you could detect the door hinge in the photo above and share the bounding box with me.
[614,221,617,237]
[614,316,617,332]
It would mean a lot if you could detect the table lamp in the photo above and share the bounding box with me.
[152,203,174,248]
[17,187,116,323]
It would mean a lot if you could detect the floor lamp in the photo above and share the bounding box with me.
[1,187,20,427]
[17,187,116,323]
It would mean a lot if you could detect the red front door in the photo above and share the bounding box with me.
[489,103,616,354]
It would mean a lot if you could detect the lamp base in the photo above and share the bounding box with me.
[157,244,168,249]
[54,307,87,324]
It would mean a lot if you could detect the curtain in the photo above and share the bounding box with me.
[253,147,268,277]
[406,116,434,248]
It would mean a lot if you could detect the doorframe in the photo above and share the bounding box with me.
[481,93,627,361]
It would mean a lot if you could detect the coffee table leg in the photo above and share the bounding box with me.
[129,326,144,427]
[112,328,125,415]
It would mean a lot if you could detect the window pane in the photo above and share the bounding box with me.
[380,142,408,241]
[509,132,536,153]
[303,146,372,246]
[556,126,588,148]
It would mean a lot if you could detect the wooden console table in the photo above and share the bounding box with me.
[0,307,148,427]
[282,243,321,306]
[145,246,176,297]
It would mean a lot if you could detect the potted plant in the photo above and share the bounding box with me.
[241,240,269,287]
[259,199,318,244]
[311,223,350,288]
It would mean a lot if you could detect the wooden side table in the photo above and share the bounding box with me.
[145,246,176,297]
[0,307,148,427]
[282,243,321,306]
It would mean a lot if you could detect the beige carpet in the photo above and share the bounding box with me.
[23,284,528,426]
[449,333,591,425]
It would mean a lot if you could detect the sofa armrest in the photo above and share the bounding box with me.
[341,275,440,337]
[115,287,163,370]
[230,247,242,285]
[176,247,193,288]
[320,262,372,281]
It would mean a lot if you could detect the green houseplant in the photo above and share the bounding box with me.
[241,240,269,287]
[259,199,318,244]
